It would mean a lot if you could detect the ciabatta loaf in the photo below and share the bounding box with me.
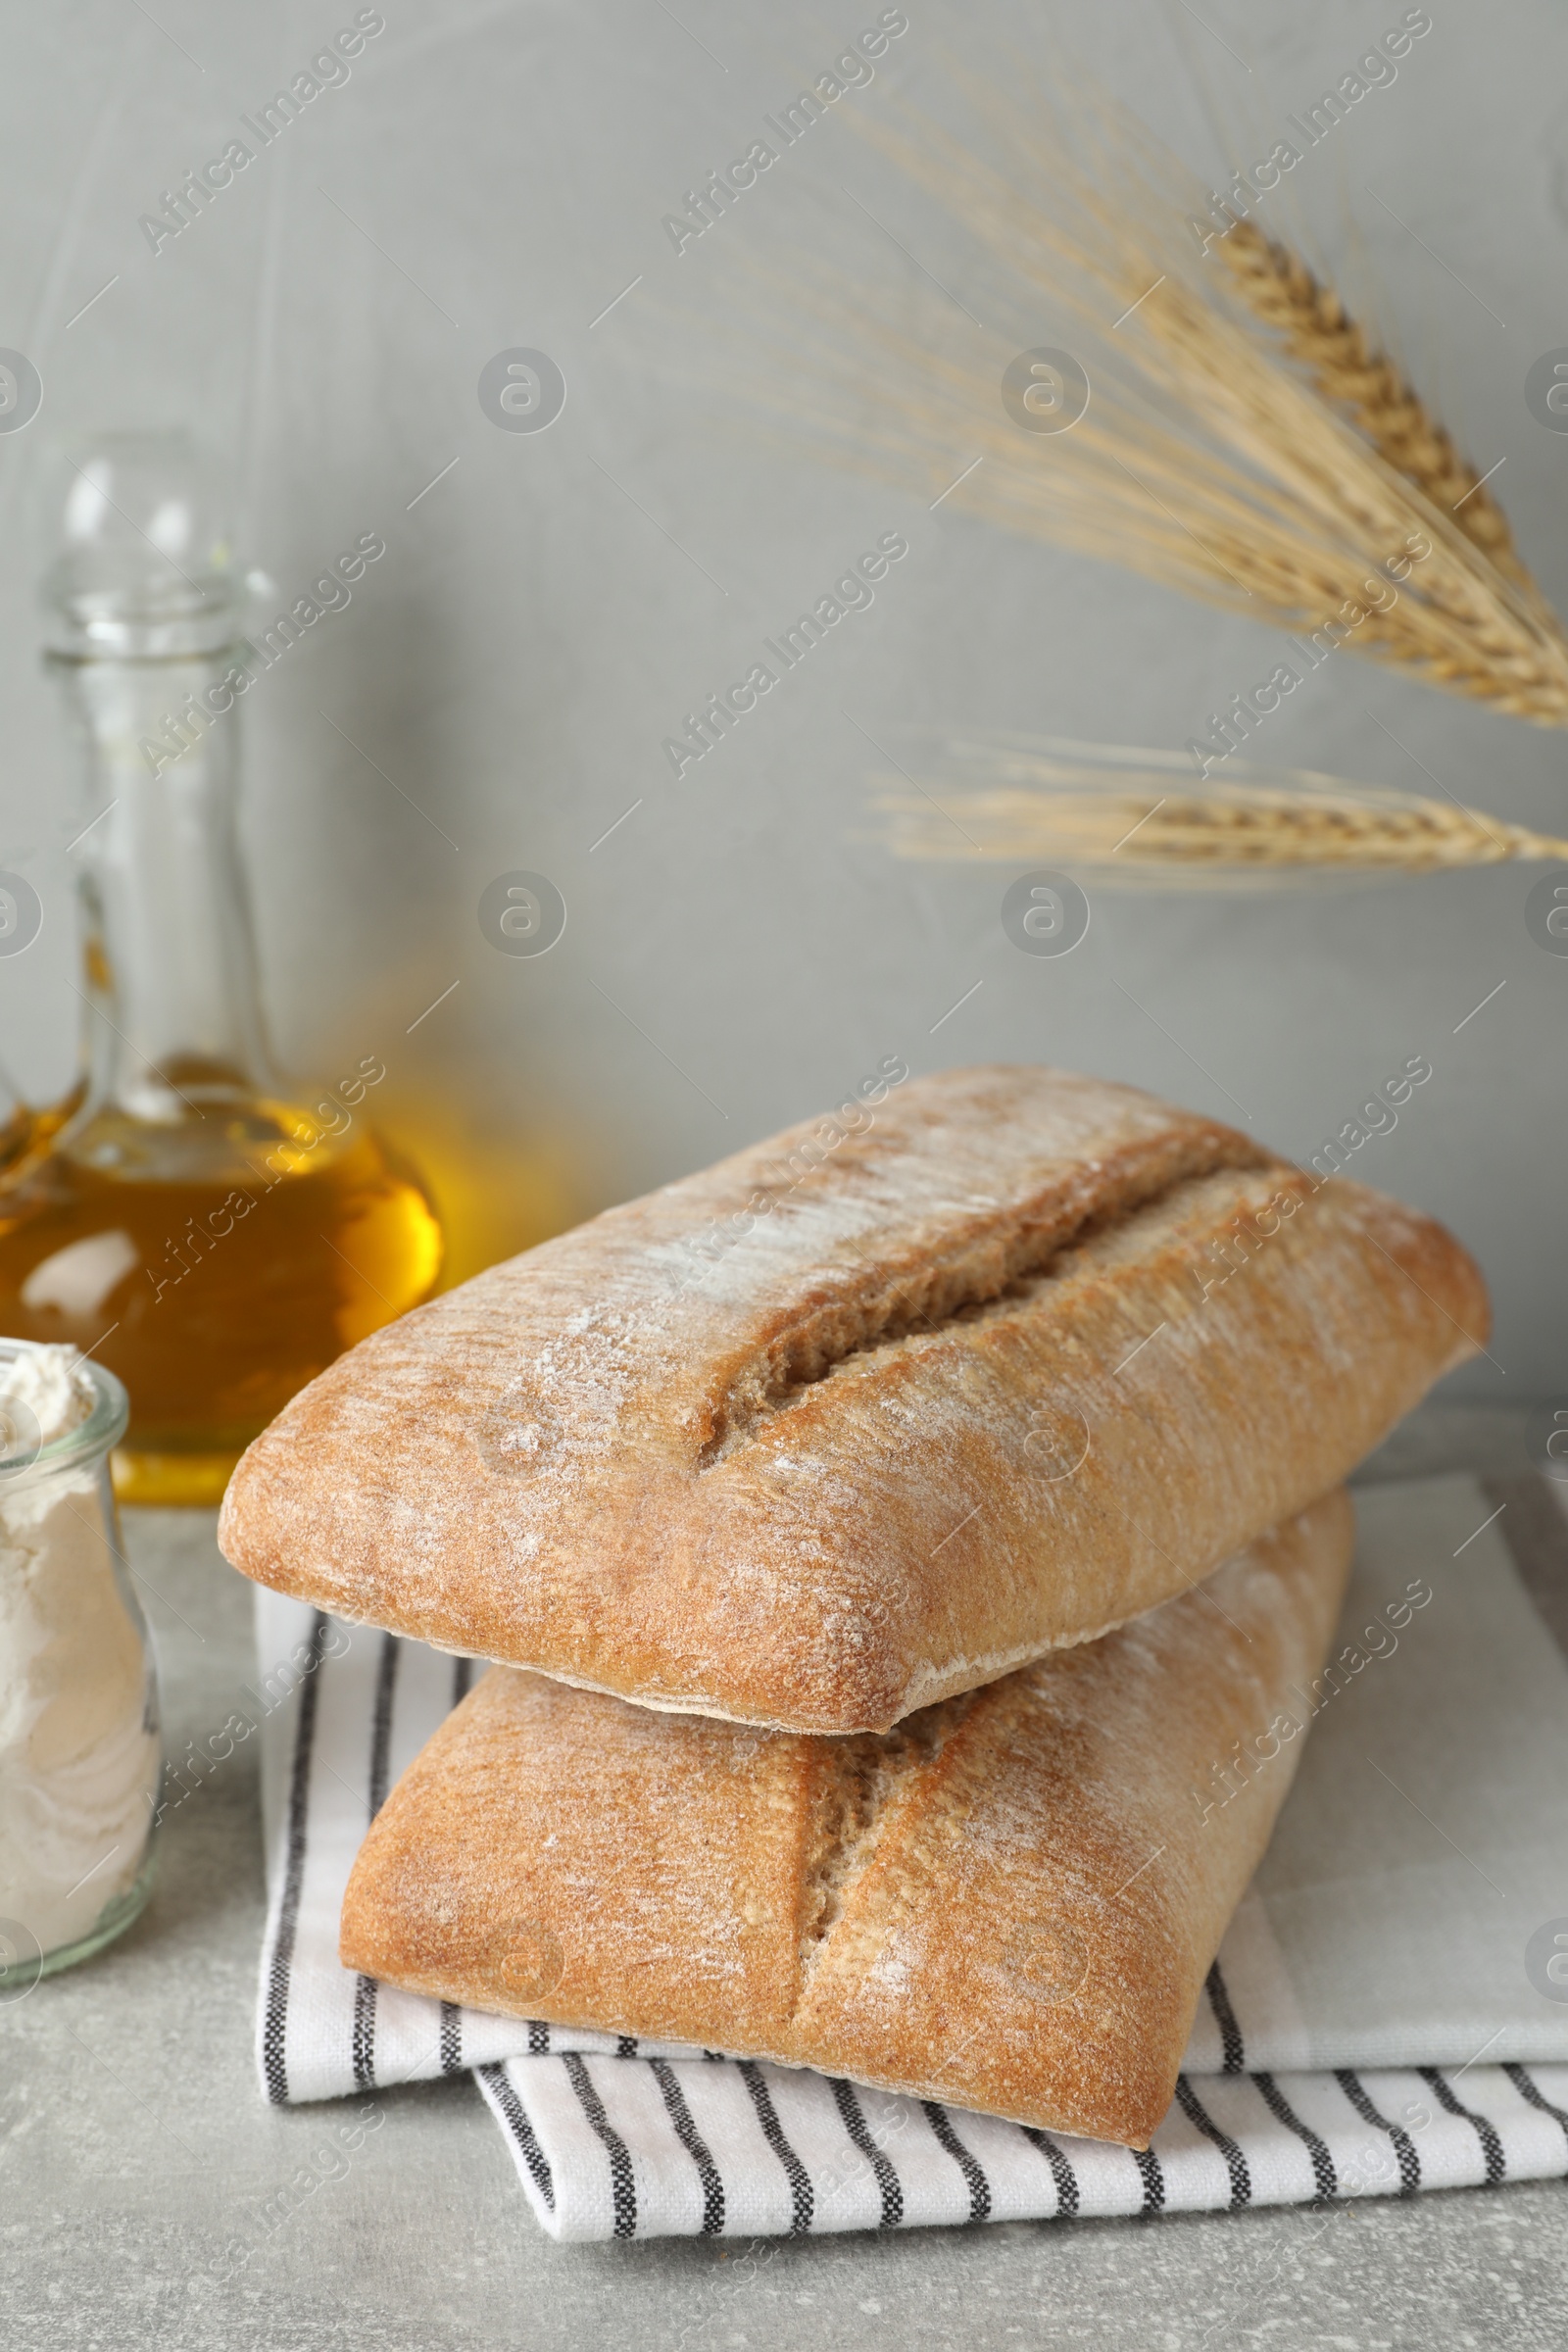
[341,1491,1355,2148]
[220,1064,1486,1733]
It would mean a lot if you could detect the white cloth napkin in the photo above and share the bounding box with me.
[253,1473,1568,2240]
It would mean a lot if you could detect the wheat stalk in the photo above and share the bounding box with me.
[869,734,1568,885]
[707,73,1568,725]
[1214,220,1527,589]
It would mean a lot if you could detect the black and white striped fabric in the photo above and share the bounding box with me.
[254,1473,1568,2240]
[470,2049,1568,2240]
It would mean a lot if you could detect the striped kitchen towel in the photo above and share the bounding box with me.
[470,2048,1568,2240]
[252,1472,1568,2239]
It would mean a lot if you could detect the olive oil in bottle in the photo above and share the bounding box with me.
[0,434,442,1501]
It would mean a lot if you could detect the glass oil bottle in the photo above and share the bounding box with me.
[0,434,443,1502]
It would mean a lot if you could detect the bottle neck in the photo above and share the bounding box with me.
[53,647,275,1123]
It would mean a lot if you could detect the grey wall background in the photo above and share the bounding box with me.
[0,0,1562,1394]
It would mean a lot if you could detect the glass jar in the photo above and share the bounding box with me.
[0,432,443,1503]
[0,1340,162,1987]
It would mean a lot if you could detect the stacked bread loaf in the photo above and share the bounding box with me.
[219,1066,1488,2147]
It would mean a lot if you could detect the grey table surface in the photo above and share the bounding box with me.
[3,1404,1565,2352]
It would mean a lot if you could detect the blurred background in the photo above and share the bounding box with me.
[0,0,1561,1398]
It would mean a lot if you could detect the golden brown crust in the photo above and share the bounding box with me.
[219,1064,1488,1732]
[341,1490,1356,2147]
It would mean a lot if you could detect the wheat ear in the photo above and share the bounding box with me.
[1216,220,1526,586]
[866,737,1568,884]
[702,71,1568,724]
